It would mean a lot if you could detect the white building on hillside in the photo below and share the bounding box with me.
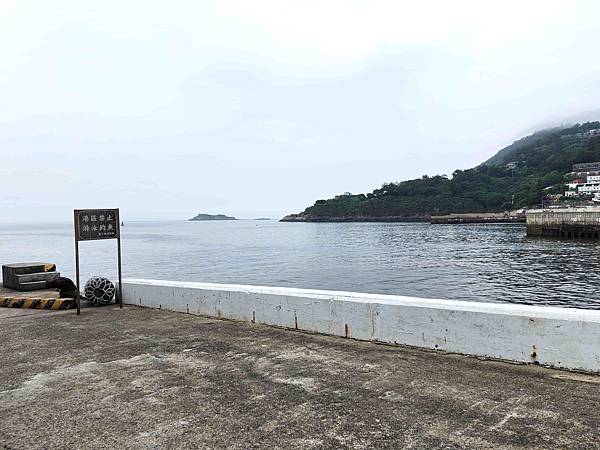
[579,183,600,193]
[573,162,600,172]
[584,129,600,137]
[587,175,600,183]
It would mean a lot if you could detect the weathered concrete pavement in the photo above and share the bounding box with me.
[1,306,599,449]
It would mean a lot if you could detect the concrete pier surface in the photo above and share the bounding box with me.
[2,306,600,449]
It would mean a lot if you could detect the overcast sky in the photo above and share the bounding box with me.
[2,0,600,222]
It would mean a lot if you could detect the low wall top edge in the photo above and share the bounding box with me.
[122,278,600,322]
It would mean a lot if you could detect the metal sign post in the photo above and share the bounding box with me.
[73,209,122,315]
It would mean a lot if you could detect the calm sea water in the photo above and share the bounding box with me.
[0,220,598,309]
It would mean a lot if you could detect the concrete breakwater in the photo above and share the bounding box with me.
[430,212,525,224]
[280,212,527,223]
[526,208,600,238]
[280,214,428,222]
[122,279,600,373]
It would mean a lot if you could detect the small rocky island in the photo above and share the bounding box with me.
[189,213,237,221]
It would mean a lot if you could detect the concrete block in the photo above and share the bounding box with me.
[2,263,58,291]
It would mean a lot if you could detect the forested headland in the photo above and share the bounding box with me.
[282,122,600,222]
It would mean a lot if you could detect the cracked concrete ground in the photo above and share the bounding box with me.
[1,306,599,449]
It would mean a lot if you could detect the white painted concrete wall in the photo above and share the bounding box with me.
[121,279,600,373]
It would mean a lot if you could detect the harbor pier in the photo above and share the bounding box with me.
[526,208,600,238]
[3,300,600,448]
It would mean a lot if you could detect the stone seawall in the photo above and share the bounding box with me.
[526,208,600,238]
[122,279,600,373]
[431,213,525,224]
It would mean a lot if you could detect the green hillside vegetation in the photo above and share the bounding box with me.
[290,122,600,220]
